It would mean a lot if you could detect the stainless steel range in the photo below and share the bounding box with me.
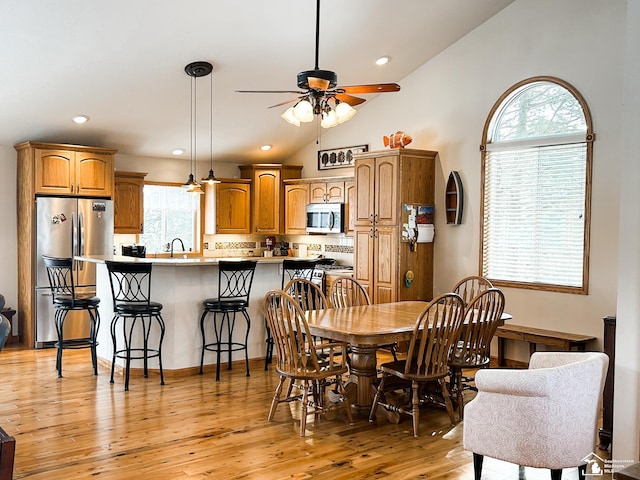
[312,264,354,294]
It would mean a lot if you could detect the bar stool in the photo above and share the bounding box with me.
[264,259,317,370]
[200,260,257,381]
[105,261,165,391]
[43,256,100,378]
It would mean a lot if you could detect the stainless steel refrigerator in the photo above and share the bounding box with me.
[34,197,114,347]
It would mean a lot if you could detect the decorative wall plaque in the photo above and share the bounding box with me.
[317,144,368,170]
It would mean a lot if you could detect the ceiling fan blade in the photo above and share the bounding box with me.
[267,97,302,109]
[335,93,366,106]
[308,76,330,91]
[236,90,306,94]
[338,83,401,94]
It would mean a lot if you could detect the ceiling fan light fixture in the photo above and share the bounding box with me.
[293,99,314,123]
[281,107,301,126]
[335,101,357,123]
[320,109,338,129]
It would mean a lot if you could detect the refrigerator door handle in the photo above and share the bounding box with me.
[71,212,78,258]
[78,212,85,270]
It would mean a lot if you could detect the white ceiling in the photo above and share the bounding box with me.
[0,0,513,165]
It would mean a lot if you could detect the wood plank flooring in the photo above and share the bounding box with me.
[0,346,609,479]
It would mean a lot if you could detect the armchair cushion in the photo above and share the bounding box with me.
[463,352,608,470]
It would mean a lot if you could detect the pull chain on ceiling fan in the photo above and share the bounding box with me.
[236,0,400,128]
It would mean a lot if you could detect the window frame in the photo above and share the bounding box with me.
[137,180,205,257]
[479,76,595,294]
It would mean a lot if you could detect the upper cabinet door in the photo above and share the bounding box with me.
[254,169,280,234]
[354,158,375,227]
[114,171,146,234]
[216,182,251,234]
[76,152,114,197]
[284,184,309,234]
[309,181,345,203]
[35,149,75,195]
[374,156,398,226]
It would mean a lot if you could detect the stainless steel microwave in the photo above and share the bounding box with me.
[306,203,345,234]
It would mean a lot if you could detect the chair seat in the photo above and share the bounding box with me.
[203,298,248,310]
[53,295,100,308]
[380,359,446,382]
[115,301,163,314]
[449,348,490,369]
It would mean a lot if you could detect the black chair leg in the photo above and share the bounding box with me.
[199,310,208,374]
[473,453,484,480]
[578,465,586,480]
[551,469,563,480]
[242,309,251,377]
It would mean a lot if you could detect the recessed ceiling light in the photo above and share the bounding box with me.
[260,144,272,151]
[72,115,90,124]
[172,149,185,156]
[375,56,390,66]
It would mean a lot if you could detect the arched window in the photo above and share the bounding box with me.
[480,77,594,293]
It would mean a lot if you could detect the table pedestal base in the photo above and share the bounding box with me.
[349,345,379,414]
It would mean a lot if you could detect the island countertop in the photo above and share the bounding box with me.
[77,254,317,266]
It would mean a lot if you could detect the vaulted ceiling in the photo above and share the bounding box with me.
[0,0,513,164]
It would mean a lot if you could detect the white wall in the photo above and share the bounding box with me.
[613,0,640,462]
[291,0,623,358]
[0,145,17,318]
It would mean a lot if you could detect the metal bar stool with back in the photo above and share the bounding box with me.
[200,260,257,381]
[42,256,100,378]
[105,261,165,391]
[264,259,318,370]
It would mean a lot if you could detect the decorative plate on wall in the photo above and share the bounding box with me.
[318,144,368,170]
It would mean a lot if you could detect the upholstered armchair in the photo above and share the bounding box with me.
[463,352,608,480]
[0,294,10,351]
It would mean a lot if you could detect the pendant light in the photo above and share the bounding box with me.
[182,61,213,195]
[202,66,220,185]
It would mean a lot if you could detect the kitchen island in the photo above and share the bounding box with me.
[78,254,306,374]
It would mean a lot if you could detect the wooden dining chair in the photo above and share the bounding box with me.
[329,276,397,361]
[328,276,370,308]
[283,278,328,311]
[263,289,354,437]
[452,275,493,305]
[448,288,505,420]
[369,292,465,437]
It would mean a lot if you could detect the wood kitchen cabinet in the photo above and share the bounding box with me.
[353,149,436,304]
[345,180,356,236]
[16,142,116,197]
[284,183,309,234]
[15,141,117,348]
[114,171,146,234]
[239,164,302,234]
[214,180,251,234]
[309,181,345,203]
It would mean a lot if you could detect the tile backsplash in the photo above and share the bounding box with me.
[204,234,354,265]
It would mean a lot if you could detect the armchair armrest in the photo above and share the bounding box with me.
[475,367,553,397]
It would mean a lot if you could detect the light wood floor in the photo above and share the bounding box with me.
[0,346,609,480]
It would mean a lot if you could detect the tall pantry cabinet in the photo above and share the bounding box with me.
[353,149,437,304]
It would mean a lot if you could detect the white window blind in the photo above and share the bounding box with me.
[482,142,587,287]
[480,78,592,292]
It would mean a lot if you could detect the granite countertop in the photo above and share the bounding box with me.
[76,254,323,266]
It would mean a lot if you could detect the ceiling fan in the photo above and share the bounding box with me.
[236,0,400,128]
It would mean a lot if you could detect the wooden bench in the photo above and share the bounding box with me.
[494,324,596,367]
